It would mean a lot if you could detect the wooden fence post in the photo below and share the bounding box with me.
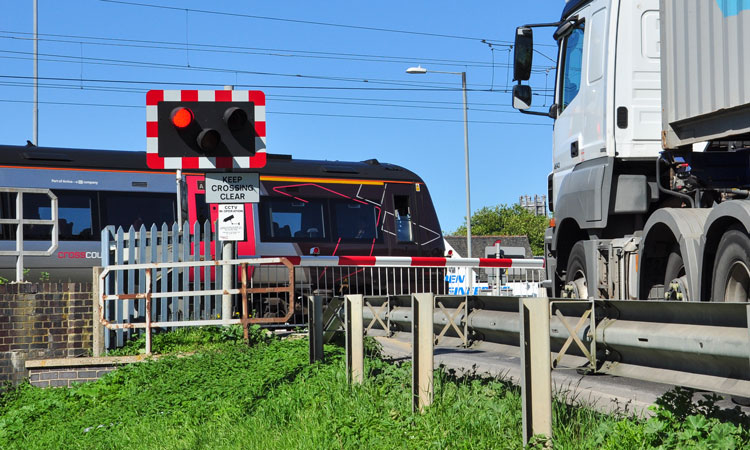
[92,267,104,357]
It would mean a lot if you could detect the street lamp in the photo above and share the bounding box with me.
[406,65,472,258]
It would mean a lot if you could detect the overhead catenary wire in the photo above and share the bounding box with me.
[0,74,554,95]
[0,30,561,70]
[0,48,555,91]
[0,78,531,107]
[0,98,552,126]
[100,0,515,44]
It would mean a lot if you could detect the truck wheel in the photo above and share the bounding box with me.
[663,249,689,301]
[563,242,588,299]
[711,229,750,302]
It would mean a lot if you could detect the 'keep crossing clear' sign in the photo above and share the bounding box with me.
[205,173,259,203]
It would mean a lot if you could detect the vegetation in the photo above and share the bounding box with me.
[0,328,747,449]
[452,203,549,255]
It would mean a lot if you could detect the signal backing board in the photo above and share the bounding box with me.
[146,89,266,170]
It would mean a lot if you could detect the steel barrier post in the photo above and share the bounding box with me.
[92,267,104,357]
[309,295,324,363]
[520,297,552,445]
[345,294,364,384]
[412,292,434,413]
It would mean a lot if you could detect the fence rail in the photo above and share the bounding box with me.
[100,220,545,348]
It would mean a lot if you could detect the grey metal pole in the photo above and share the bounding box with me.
[16,192,24,282]
[221,85,234,325]
[33,0,38,145]
[462,72,471,259]
[176,169,183,232]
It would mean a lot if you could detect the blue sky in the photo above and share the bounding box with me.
[1,0,562,233]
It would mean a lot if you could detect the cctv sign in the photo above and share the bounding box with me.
[217,204,245,241]
[205,172,259,203]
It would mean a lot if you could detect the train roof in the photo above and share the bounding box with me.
[0,144,425,184]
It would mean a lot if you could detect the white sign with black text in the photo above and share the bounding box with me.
[217,204,245,241]
[205,172,259,203]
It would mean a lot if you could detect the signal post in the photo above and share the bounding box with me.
[146,88,267,323]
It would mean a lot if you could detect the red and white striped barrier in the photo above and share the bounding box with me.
[254,255,545,269]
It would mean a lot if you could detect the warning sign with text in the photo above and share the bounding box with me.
[205,173,259,203]
[218,204,245,241]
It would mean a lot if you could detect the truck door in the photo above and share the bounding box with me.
[613,0,662,158]
[552,8,588,201]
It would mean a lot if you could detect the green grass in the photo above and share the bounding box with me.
[0,328,747,449]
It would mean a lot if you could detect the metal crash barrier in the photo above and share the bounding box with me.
[317,294,749,444]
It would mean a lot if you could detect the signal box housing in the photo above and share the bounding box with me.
[146,90,267,170]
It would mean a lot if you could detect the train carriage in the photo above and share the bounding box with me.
[0,145,444,283]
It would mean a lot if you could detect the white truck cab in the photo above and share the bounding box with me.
[513,0,750,302]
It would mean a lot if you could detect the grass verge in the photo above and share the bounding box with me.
[0,328,747,449]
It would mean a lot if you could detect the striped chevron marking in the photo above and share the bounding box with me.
[146,89,266,170]
[258,255,545,269]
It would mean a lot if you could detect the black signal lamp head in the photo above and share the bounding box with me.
[223,107,248,131]
[197,128,221,152]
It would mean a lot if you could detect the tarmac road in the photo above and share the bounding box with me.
[372,332,750,417]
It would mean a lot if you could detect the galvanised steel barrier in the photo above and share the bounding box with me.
[341,294,750,398]
[320,293,749,444]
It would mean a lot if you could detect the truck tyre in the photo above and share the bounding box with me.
[564,241,588,299]
[663,249,689,301]
[711,229,750,302]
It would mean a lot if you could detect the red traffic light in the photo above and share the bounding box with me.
[170,107,194,129]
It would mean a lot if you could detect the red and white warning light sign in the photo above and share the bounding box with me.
[146,89,267,170]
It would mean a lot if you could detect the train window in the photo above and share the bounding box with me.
[101,192,176,229]
[38,191,96,240]
[5,193,55,241]
[259,198,326,241]
[394,195,413,243]
[193,192,211,226]
[334,201,380,241]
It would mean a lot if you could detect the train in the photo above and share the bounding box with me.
[0,144,444,282]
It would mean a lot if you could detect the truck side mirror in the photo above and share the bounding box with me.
[512,84,532,110]
[513,27,534,81]
[548,104,558,119]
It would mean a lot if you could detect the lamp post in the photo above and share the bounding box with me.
[406,66,472,258]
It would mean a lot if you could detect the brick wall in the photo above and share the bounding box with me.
[0,283,94,386]
[29,365,115,388]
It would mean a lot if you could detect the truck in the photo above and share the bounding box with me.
[511,0,750,302]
